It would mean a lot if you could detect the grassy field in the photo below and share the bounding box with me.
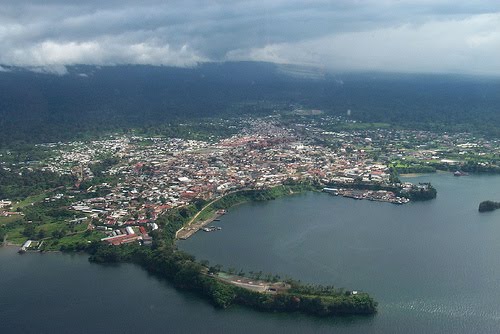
[2,190,105,248]
[12,192,50,210]
[2,225,25,245]
[0,215,23,225]
[41,230,104,251]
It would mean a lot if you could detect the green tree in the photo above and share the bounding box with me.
[22,223,36,239]
[37,228,46,240]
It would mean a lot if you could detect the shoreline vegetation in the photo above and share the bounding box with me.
[4,179,437,317]
[87,183,378,317]
[392,163,500,176]
[1,178,437,248]
[176,184,312,240]
[323,181,437,202]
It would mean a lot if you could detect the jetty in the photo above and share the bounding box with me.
[176,209,226,240]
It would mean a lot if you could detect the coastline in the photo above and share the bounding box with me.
[6,183,377,318]
[87,182,378,317]
[1,235,21,248]
[400,170,449,178]
[399,173,428,177]
[176,211,223,239]
[1,243,21,248]
[175,185,314,240]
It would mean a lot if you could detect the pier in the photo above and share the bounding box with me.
[176,211,225,240]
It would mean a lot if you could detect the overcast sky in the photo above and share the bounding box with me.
[1,0,499,75]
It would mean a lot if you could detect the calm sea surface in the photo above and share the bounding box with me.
[2,173,500,333]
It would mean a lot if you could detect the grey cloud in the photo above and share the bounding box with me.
[227,13,500,75]
[0,1,499,74]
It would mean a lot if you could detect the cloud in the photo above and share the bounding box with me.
[3,39,205,68]
[27,64,69,75]
[0,1,499,75]
[227,12,500,75]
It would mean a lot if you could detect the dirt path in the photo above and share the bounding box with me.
[175,197,222,239]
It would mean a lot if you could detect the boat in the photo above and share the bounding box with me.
[202,225,222,232]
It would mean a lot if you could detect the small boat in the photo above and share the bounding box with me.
[203,226,219,232]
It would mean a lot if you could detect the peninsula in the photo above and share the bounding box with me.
[88,185,378,317]
[2,113,470,319]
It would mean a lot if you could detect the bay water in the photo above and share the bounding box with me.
[2,173,500,333]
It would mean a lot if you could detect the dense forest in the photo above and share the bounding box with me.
[0,168,75,200]
[1,62,500,147]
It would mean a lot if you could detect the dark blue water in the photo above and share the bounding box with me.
[2,173,500,333]
[180,173,500,333]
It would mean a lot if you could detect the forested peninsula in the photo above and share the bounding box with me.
[88,185,378,317]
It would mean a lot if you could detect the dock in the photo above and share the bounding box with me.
[323,187,409,204]
[18,240,32,253]
[176,212,224,240]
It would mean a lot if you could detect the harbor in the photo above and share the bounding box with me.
[176,209,226,240]
[323,188,410,204]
